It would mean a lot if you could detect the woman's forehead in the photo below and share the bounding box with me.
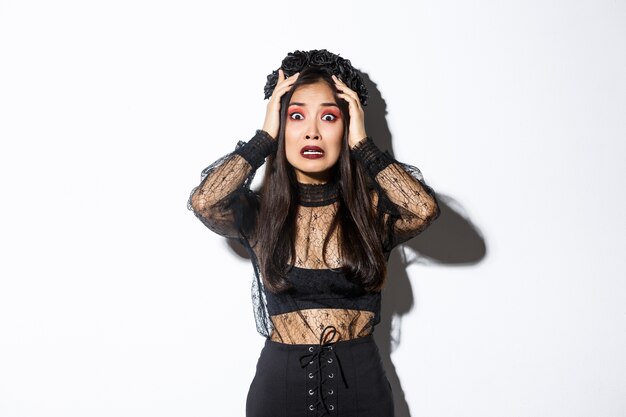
[290,82,336,105]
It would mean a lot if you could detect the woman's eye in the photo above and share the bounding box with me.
[321,114,337,122]
[289,112,304,120]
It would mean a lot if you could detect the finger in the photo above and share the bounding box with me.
[274,73,298,94]
[275,72,299,90]
[270,72,300,101]
[280,70,299,83]
[332,74,349,88]
[337,88,360,105]
[334,80,358,98]
[336,91,356,103]
[333,76,360,103]
[337,91,362,110]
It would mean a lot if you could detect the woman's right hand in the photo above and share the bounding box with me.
[262,69,299,139]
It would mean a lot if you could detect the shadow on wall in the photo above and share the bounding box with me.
[364,72,487,417]
[226,72,487,417]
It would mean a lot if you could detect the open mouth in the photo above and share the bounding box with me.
[300,146,325,159]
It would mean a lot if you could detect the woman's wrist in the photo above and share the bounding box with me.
[233,130,278,169]
[261,118,278,139]
[257,129,276,141]
[350,137,395,177]
[348,135,368,150]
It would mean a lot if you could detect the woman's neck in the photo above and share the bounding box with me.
[296,179,339,207]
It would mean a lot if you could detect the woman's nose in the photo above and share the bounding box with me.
[305,123,320,140]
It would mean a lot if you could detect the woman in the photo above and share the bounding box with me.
[188,49,440,417]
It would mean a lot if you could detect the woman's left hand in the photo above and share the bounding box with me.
[332,75,367,148]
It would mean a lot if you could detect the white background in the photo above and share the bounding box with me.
[1,0,625,416]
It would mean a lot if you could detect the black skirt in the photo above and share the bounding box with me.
[246,329,394,417]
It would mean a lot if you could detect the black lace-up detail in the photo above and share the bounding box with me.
[299,325,348,415]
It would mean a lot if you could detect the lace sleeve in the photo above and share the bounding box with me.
[351,137,441,249]
[187,130,277,239]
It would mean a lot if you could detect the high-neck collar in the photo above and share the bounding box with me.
[296,180,339,207]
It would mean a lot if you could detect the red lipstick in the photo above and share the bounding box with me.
[300,146,325,159]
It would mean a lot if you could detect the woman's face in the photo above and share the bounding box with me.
[284,81,344,184]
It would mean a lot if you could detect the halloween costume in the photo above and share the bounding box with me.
[188,50,440,416]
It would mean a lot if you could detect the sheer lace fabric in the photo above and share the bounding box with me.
[188,132,440,344]
[270,308,375,344]
[293,201,341,269]
[188,152,256,239]
[374,162,440,247]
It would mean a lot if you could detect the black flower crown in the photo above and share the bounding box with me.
[263,49,369,106]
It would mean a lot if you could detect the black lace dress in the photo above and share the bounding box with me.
[188,130,440,417]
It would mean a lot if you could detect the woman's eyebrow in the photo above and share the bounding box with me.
[289,102,339,107]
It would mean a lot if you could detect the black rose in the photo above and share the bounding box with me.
[281,50,308,76]
[263,49,369,106]
[357,84,369,106]
[263,70,279,100]
[309,49,336,67]
[334,58,348,75]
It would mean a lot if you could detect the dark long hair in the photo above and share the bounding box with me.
[254,68,387,293]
